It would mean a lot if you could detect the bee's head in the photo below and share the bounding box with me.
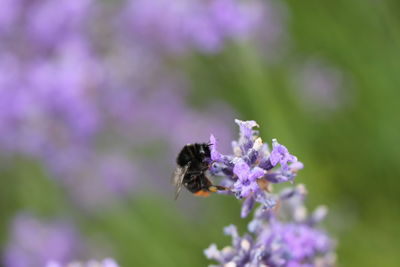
[201,143,211,158]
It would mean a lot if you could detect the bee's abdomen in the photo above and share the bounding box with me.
[183,173,212,193]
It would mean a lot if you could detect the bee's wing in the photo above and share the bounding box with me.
[172,164,189,200]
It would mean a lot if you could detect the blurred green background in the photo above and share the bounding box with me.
[1,0,400,266]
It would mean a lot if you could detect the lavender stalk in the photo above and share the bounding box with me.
[204,120,336,267]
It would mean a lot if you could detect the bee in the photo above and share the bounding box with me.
[173,143,226,199]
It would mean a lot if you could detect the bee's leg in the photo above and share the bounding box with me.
[208,185,229,192]
[186,169,202,175]
[203,176,229,192]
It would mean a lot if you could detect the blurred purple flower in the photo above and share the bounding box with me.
[46,258,119,267]
[27,0,92,47]
[293,58,350,115]
[0,0,239,212]
[60,154,137,210]
[124,0,267,54]
[205,185,336,267]
[3,214,83,267]
[0,0,21,33]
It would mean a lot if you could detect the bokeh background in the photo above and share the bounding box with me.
[1,0,399,266]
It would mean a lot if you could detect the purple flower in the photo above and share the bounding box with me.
[209,134,223,161]
[205,185,336,267]
[209,119,302,216]
[3,213,84,267]
[46,258,119,267]
[233,158,265,198]
[269,139,297,171]
[293,58,350,115]
[205,224,255,267]
[0,0,239,213]
[124,0,270,54]
[0,0,21,33]
[27,0,92,47]
[258,220,334,266]
[61,154,137,211]
[205,120,335,266]
[235,119,259,140]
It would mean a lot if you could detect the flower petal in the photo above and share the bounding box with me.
[209,134,222,161]
[241,195,255,218]
[235,119,259,139]
[249,167,266,182]
[233,158,250,181]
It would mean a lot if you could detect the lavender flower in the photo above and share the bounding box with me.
[46,259,119,267]
[205,120,335,266]
[124,0,266,54]
[205,185,336,267]
[60,154,138,210]
[0,0,237,212]
[27,0,92,48]
[3,213,84,267]
[0,0,21,33]
[269,139,297,171]
[292,58,350,115]
[209,119,302,217]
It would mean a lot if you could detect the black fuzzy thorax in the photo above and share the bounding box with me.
[176,143,211,193]
[176,143,210,167]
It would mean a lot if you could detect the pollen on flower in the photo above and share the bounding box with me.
[232,141,242,156]
[253,137,263,150]
[222,246,234,254]
[224,262,237,267]
[297,183,307,195]
[240,239,251,251]
[294,205,308,221]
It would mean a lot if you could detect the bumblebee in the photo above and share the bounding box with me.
[173,143,226,199]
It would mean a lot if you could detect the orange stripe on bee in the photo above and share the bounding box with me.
[194,190,211,197]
